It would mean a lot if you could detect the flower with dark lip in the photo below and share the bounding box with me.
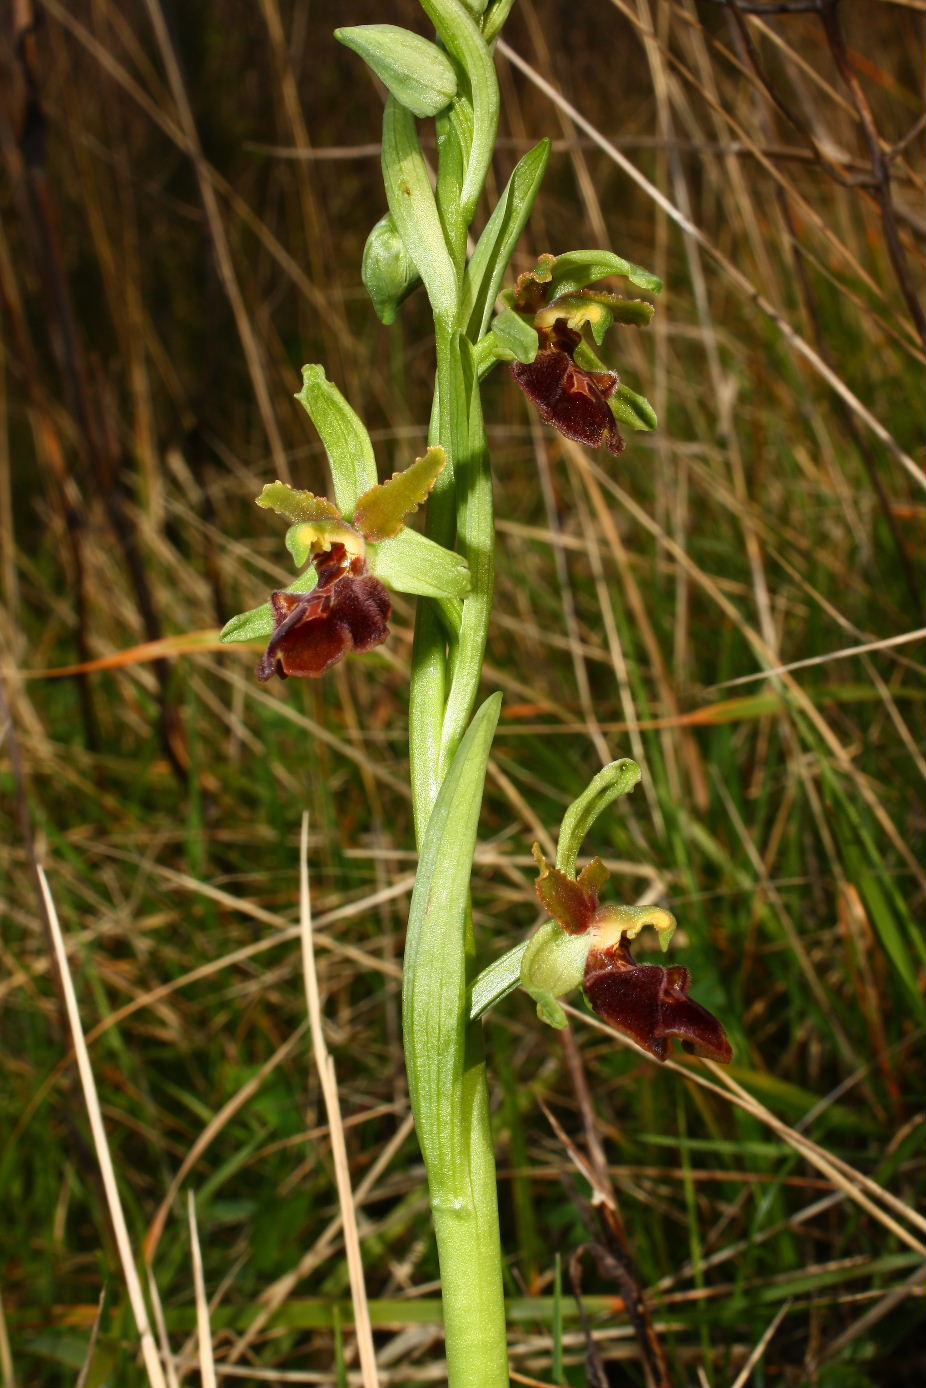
[510,318,624,456]
[256,542,392,682]
[584,936,733,1063]
[523,846,732,1062]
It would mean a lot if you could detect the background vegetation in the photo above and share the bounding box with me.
[1,0,923,1384]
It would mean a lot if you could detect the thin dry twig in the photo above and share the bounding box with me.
[39,865,168,1388]
[188,1191,217,1388]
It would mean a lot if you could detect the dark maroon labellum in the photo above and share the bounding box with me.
[511,319,625,457]
[257,543,391,682]
[584,938,733,1063]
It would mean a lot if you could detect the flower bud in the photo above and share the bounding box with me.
[362,213,422,326]
[335,25,458,120]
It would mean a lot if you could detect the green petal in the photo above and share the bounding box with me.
[256,482,341,525]
[353,447,447,542]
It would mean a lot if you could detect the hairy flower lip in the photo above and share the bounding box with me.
[256,543,391,682]
[584,937,733,1064]
[511,318,624,456]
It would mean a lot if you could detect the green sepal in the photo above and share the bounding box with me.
[354,447,447,542]
[520,920,591,1029]
[489,308,538,362]
[367,526,471,601]
[382,97,459,324]
[462,138,551,339]
[362,212,422,325]
[403,692,502,1196]
[219,567,319,645]
[545,250,663,297]
[611,381,658,432]
[335,25,458,119]
[294,366,378,516]
[556,759,641,874]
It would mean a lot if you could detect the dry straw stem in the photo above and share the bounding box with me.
[221,1113,416,1372]
[146,1270,181,1388]
[299,812,379,1388]
[187,1191,217,1388]
[39,865,169,1388]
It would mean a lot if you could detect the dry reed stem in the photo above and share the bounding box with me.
[298,811,380,1388]
[728,1298,791,1388]
[497,37,926,488]
[568,1003,925,1251]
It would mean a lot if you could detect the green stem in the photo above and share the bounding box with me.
[409,324,508,1388]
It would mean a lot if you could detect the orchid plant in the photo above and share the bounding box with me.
[221,3,731,1383]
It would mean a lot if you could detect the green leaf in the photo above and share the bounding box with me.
[294,366,378,515]
[418,0,499,225]
[462,138,551,339]
[469,940,528,1022]
[435,105,468,266]
[403,692,502,1197]
[546,249,663,297]
[335,25,458,119]
[219,568,318,645]
[367,526,471,601]
[361,212,422,325]
[556,759,641,875]
[488,308,538,362]
[382,97,459,323]
[482,0,518,43]
[354,447,447,541]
